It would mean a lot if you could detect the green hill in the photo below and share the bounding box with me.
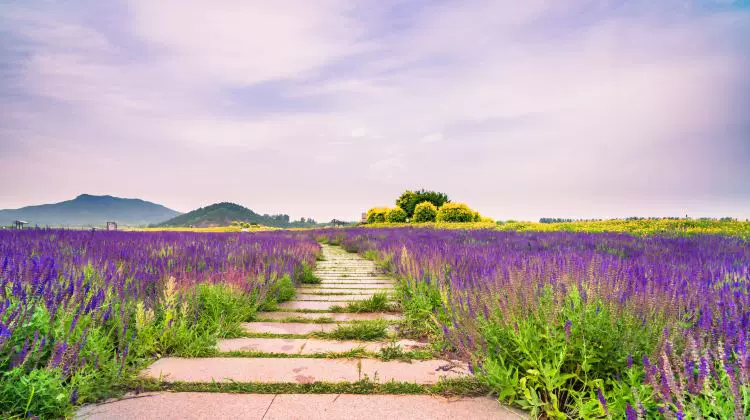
[154,202,317,228]
[0,194,181,227]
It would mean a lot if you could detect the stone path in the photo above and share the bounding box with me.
[77,244,521,419]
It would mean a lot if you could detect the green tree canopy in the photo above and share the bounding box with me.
[396,189,449,218]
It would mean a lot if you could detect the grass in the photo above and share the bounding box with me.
[258,275,296,311]
[213,347,434,362]
[241,332,312,339]
[255,316,337,323]
[296,264,321,285]
[277,308,337,314]
[315,320,390,341]
[135,377,491,396]
[377,342,434,362]
[300,291,362,295]
[330,293,396,313]
[214,348,369,359]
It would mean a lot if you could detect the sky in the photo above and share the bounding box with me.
[1,1,749,222]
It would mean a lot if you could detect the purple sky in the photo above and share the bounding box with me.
[1,1,749,221]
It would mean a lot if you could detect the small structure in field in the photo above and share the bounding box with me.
[330,219,349,227]
[106,221,118,231]
[13,220,29,229]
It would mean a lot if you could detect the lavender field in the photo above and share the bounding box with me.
[2,227,748,418]
[319,228,750,418]
[0,230,319,417]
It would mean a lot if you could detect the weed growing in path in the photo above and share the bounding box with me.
[340,293,395,313]
[317,320,389,341]
[377,342,434,362]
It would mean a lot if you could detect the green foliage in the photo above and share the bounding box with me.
[260,275,296,310]
[476,287,661,418]
[138,376,490,397]
[318,320,389,341]
[396,189,449,218]
[255,316,336,324]
[342,293,394,313]
[133,282,261,358]
[397,280,446,339]
[0,368,71,419]
[365,208,388,224]
[385,207,408,223]
[194,284,259,338]
[412,202,438,223]
[436,203,475,223]
[155,202,314,228]
[377,341,433,362]
[296,264,321,284]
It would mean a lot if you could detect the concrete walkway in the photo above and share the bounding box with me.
[76,392,520,420]
[77,244,521,419]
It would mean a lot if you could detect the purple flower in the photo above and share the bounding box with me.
[625,402,637,420]
[596,388,609,417]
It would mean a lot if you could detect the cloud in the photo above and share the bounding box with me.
[367,155,406,181]
[420,133,442,143]
[0,1,748,220]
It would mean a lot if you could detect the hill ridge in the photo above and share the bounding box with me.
[154,202,316,228]
[0,194,181,227]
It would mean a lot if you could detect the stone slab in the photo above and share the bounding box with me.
[75,392,274,420]
[297,288,381,295]
[319,280,394,284]
[264,394,524,420]
[315,271,384,275]
[77,393,523,420]
[277,301,344,311]
[315,267,376,270]
[258,312,403,322]
[218,337,307,353]
[242,322,338,335]
[301,338,424,354]
[300,284,394,290]
[217,337,424,354]
[296,294,380,302]
[314,266,377,269]
[142,358,468,384]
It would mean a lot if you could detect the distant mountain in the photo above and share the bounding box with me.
[0,194,181,227]
[155,202,316,228]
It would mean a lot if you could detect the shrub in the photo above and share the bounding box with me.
[396,189,449,218]
[436,203,475,222]
[412,202,438,223]
[296,264,321,284]
[385,207,407,223]
[366,208,388,224]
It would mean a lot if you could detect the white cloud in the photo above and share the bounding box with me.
[1,1,748,220]
[420,132,442,143]
[126,0,368,85]
[367,155,406,181]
